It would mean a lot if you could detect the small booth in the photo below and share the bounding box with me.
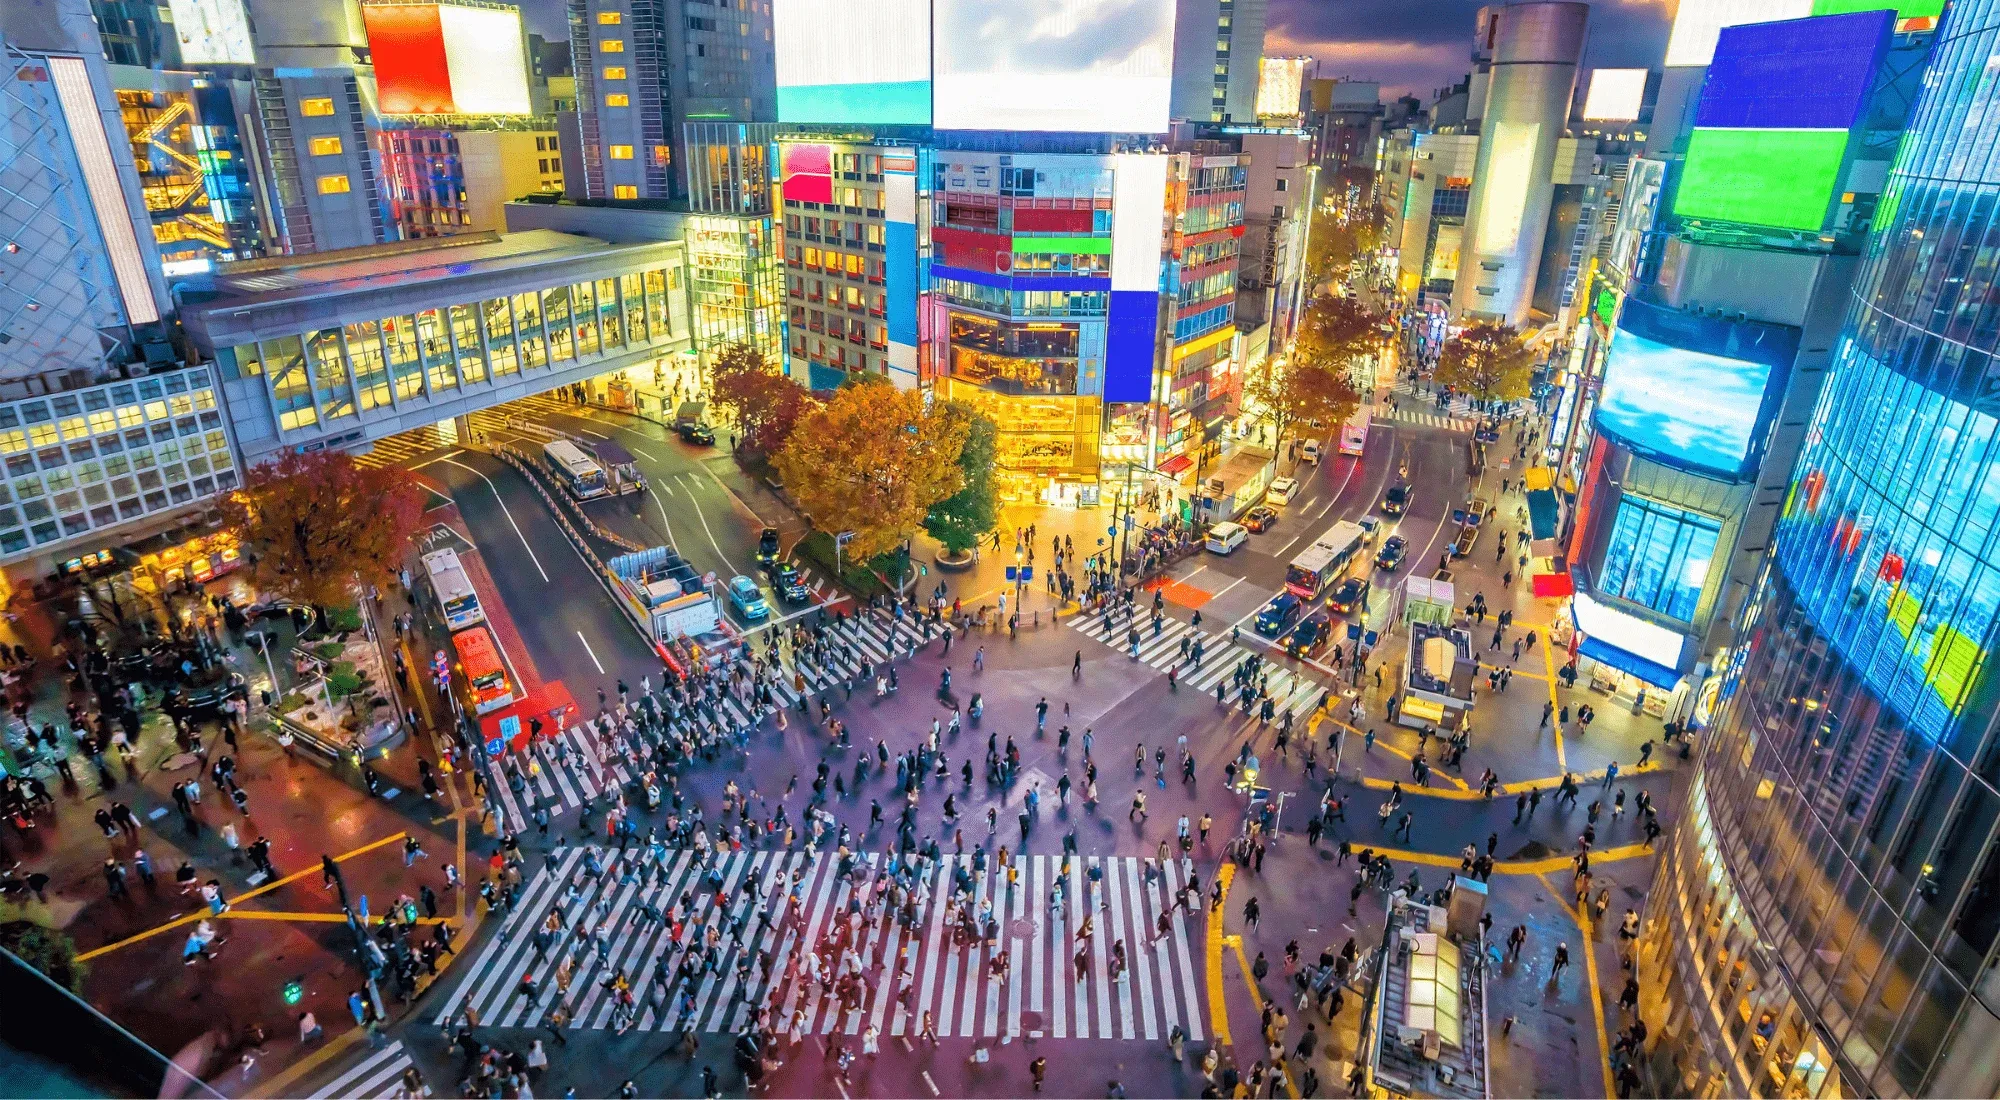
[1400,620,1477,730]
[1398,575,1456,630]
[589,439,647,496]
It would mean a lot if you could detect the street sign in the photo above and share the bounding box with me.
[1106,526,1116,537]
[1005,566,1018,581]
[835,531,855,547]
[485,737,505,758]
[1019,567,1034,581]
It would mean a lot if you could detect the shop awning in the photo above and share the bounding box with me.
[1527,488,1560,541]
[1531,570,1574,599]
[1157,453,1194,477]
[1579,636,1682,689]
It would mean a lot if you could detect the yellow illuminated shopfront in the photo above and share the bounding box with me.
[936,380,1101,507]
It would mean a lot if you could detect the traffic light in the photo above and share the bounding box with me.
[283,979,304,1005]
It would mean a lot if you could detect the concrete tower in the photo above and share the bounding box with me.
[1451,1,1586,326]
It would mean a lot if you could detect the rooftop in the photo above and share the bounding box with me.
[1372,901,1489,1100]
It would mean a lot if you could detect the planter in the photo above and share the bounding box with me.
[933,549,977,573]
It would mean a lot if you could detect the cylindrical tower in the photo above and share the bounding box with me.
[1639,1,2000,1096]
[1450,1,1585,325]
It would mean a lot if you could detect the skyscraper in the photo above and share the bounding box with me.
[1170,0,1268,124]
[1639,1,2000,1094]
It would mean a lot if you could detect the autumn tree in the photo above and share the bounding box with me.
[708,342,818,455]
[775,378,969,562]
[222,450,425,611]
[1435,321,1538,403]
[923,402,998,557]
[1243,359,1363,453]
[1294,293,1383,375]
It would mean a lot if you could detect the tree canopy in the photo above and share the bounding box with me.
[775,378,970,562]
[922,402,998,557]
[1243,358,1363,452]
[1435,321,1538,403]
[222,450,425,609]
[1294,292,1383,373]
[709,342,818,456]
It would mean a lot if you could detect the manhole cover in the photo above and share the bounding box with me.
[1010,918,1035,938]
[1021,1010,1045,1031]
[1319,849,1335,861]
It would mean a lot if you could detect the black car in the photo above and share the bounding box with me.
[1376,535,1408,571]
[1329,577,1369,614]
[772,561,811,603]
[677,420,716,445]
[756,527,782,566]
[1381,482,1412,517]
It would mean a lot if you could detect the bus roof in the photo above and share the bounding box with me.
[543,438,594,466]
[451,625,500,663]
[421,547,463,570]
[589,439,637,466]
[1318,520,1366,550]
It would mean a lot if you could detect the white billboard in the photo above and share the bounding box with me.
[1582,68,1648,121]
[438,4,533,116]
[933,0,1176,133]
[168,0,256,65]
[1256,56,1309,119]
[1663,0,1814,67]
[775,0,932,124]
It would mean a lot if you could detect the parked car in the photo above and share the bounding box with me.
[676,420,716,445]
[1265,477,1300,507]
[1206,522,1248,555]
[1329,576,1369,614]
[727,575,772,621]
[772,561,811,603]
[1243,505,1280,533]
[1255,592,1302,636]
[1376,535,1409,571]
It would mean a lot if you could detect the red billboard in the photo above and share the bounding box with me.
[364,4,455,115]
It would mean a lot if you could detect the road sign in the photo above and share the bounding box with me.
[835,531,855,547]
[1005,566,1018,581]
[485,737,505,758]
[1019,567,1034,581]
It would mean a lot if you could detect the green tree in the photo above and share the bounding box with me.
[1435,321,1537,403]
[923,403,998,556]
[775,378,969,562]
[709,342,818,456]
[0,920,87,995]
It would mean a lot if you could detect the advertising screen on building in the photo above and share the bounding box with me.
[168,0,256,64]
[1255,57,1309,119]
[1594,297,1798,480]
[1812,0,1943,29]
[1676,127,1849,231]
[1581,69,1646,122]
[1571,590,1688,686]
[1699,11,1891,130]
[933,0,1176,132]
[775,0,932,125]
[364,2,532,117]
[1663,0,1815,66]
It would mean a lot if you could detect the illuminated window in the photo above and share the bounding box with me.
[600,38,624,51]
[299,97,335,117]
[605,94,630,107]
[597,10,621,22]
[614,185,638,199]
[603,66,626,80]
[309,135,343,156]
[608,144,633,159]
[317,174,351,195]
[1600,498,1721,623]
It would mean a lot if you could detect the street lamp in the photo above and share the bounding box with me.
[1013,543,1025,626]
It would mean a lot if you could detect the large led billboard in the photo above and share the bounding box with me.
[1594,297,1798,481]
[933,0,1176,133]
[1255,56,1309,119]
[1663,0,1815,66]
[363,2,533,117]
[774,0,932,125]
[1675,127,1849,231]
[1698,11,1892,130]
[168,0,256,64]
[1580,68,1646,122]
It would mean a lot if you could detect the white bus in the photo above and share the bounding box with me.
[421,548,485,631]
[1339,406,1371,456]
[542,438,608,499]
[1284,520,1368,599]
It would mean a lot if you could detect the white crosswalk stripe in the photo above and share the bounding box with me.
[437,846,1206,1042]
[485,610,923,828]
[308,1040,412,1099]
[354,426,455,469]
[1067,612,1334,712]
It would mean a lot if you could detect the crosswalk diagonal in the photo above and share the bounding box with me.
[437,847,1206,1043]
[308,1040,412,1099]
[1066,611,1333,715]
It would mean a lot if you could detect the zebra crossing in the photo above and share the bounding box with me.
[354,425,456,469]
[486,608,924,829]
[437,846,1206,1043]
[308,1040,413,1099]
[1069,612,1334,716]
[1375,403,1478,432]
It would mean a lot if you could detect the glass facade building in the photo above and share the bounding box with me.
[1641,2,2000,1094]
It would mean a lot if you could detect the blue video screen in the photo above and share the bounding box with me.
[1594,298,1798,480]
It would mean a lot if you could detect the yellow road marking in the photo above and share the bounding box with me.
[77,831,409,962]
[1541,635,1567,770]
[1363,738,1472,791]
[1354,761,1664,800]
[1360,842,1650,877]
[1228,935,1302,1099]
[1537,873,1617,1099]
[1207,862,1234,1046]
[218,910,448,926]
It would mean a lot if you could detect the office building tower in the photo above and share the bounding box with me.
[566,0,775,202]
[1451,1,1586,325]
[249,67,391,253]
[1636,2,2000,1095]
[1171,0,1268,124]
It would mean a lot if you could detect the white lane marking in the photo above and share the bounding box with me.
[575,426,608,439]
[408,449,464,472]
[648,484,681,554]
[439,458,549,583]
[1206,575,1246,603]
[623,443,658,461]
[576,631,606,674]
[682,478,744,577]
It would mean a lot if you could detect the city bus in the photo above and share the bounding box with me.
[1284,520,1368,599]
[1339,406,1371,456]
[451,625,518,715]
[421,548,484,632]
[541,438,608,500]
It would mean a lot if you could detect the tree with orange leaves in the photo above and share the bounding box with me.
[221,449,426,611]
[775,377,969,562]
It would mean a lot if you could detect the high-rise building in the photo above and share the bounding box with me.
[1637,2,2000,1095]
[565,0,776,203]
[377,127,564,236]
[1171,0,1268,124]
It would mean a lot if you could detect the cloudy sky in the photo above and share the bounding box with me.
[1266,0,1674,100]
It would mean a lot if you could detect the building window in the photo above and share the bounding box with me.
[614,185,639,199]
[600,38,624,52]
[1599,497,1721,623]
[605,94,630,107]
[299,97,335,117]
[597,10,621,22]
[317,174,352,195]
[309,135,343,156]
[603,66,626,80]
[608,144,633,160]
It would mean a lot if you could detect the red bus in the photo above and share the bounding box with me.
[451,626,517,715]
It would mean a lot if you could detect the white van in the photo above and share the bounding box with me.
[1265,477,1299,507]
[1206,522,1249,555]
[1300,439,1322,464]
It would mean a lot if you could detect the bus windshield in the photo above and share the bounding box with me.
[542,439,608,499]
[421,548,484,631]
